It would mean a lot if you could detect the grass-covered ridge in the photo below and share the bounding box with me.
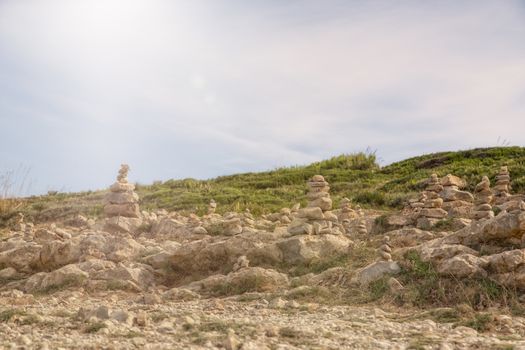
[137,146,525,215]
[2,146,525,224]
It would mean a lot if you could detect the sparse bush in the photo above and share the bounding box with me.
[84,321,107,333]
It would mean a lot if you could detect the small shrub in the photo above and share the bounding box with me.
[0,308,26,323]
[368,277,389,301]
[458,313,494,332]
[84,321,107,333]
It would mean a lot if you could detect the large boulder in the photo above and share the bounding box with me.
[485,249,525,273]
[417,243,478,263]
[444,211,524,247]
[24,264,88,293]
[350,261,401,286]
[0,242,42,273]
[169,231,282,283]
[276,234,352,265]
[183,267,289,296]
[386,228,436,248]
[104,217,143,234]
[436,254,487,278]
[88,262,155,291]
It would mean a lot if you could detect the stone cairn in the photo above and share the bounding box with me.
[290,203,301,217]
[378,236,392,262]
[338,198,357,221]
[287,175,341,235]
[207,199,217,215]
[440,174,473,218]
[417,174,448,229]
[23,223,34,242]
[472,176,494,220]
[104,164,140,218]
[279,208,292,225]
[494,166,511,205]
[242,209,256,228]
[355,205,368,235]
[13,212,26,232]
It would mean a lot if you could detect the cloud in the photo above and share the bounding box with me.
[0,0,524,194]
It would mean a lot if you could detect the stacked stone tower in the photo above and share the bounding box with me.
[417,174,448,228]
[104,164,140,218]
[440,174,474,218]
[494,166,511,205]
[472,176,494,220]
[287,175,341,235]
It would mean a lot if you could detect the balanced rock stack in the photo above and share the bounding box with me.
[472,176,494,220]
[378,236,392,262]
[355,205,368,235]
[439,174,474,218]
[13,212,26,232]
[207,199,217,215]
[494,166,511,205]
[417,174,448,229]
[287,175,341,235]
[338,198,357,221]
[104,164,140,218]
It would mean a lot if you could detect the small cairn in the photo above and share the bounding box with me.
[287,175,341,235]
[439,174,474,218]
[290,203,301,217]
[104,164,140,218]
[355,205,368,235]
[23,223,34,242]
[242,209,256,228]
[494,166,511,204]
[417,174,448,229]
[472,176,494,220]
[338,198,357,221]
[279,208,292,225]
[408,192,426,211]
[13,212,26,232]
[378,236,392,262]
[207,199,217,215]
[232,255,249,272]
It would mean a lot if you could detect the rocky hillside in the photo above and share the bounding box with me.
[1,151,525,348]
[3,147,525,227]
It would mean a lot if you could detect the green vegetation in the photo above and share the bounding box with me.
[2,146,525,227]
[84,321,107,333]
[0,308,26,323]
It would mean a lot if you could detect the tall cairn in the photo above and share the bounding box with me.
[494,166,511,205]
[417,174,448,229]
[472,176,494,220]
[440,174,473,218]
[104,164,140,218]
[287,175,341,235]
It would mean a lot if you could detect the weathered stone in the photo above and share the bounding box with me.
[184,267,289,295]
[419,208,448,219]
[437,254,487,278]
[24,264,88,293]
[440,174,467,188]
[350,261,401,286]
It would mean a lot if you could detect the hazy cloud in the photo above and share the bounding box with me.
[1,0,524,194]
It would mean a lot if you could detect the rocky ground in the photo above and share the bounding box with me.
[2,289,525,350]
[2,170,525,349]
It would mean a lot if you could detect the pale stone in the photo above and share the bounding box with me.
[351,261,401,286]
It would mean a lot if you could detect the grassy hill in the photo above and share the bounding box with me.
[2,146,525,225]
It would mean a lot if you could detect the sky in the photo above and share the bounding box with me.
[1,0,525,195]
